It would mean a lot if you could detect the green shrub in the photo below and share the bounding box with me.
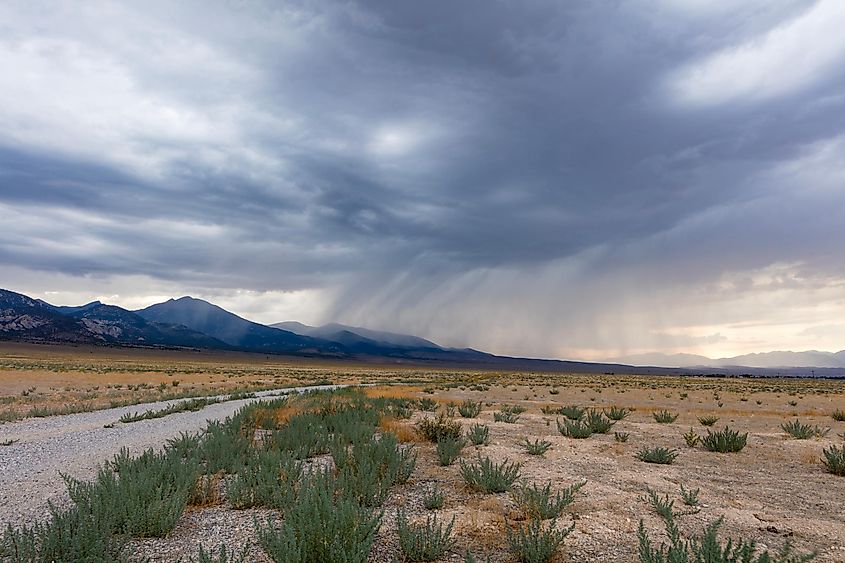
[66,447,198,538]
[494,410,521,423]
[419,398,438,412]
[697,415,719,427]
[781,419,829,439]
[822,445,845,476]
[614,431,629,443]
[466,423,490,446]
[558,405,585,421]
[637,512,814,563]
[396,511,456,562]
[506,518,574,563]
[636,446,678,465]
[0,505,131,562]
[831,410,845,422]
[682,429,700,448]
[460,456,521,493]
[511,480,585,520]
[520,438,551,456]
[585,409,615,433]
[257,471,380,563]
[604,406,630,420]
[680,485,700,507]
[417,414,462,443]
[423,485,446,510]
[556,418,592,439]
[458,400,483,418]
[337,434,416,507]
[701,427,747,453]
[227,449,301,510]
[540,405,559,415]
[436,436,465,466]
[652,410,678,424]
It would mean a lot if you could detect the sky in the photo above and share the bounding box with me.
[1,1,844,361]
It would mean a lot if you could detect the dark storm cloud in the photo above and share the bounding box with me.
[1,0,844,358]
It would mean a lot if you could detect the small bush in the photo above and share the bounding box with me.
[614,431,629,443]
[653,410,678,424]
[458,400,483,418]
[781,419,829,439]
[506,518,573,563]
[466,423,490,446]
[511,480,585,520]
[831,410,845,422]
[494,411,521,423]
[417,414,462,443]
[396,511,456,562]
[680,484,700,507]
[423,485,445,510]
[683,429,700,448]
[822,445,845,476]
[436,436,465,466]
[558,405,585,421]
[636,446,678,465]
[257,471,380,563]
[604,406,630,421]
[520,438,551,456]
[637,512,815,563]
[701,427,747,453]
[585,409,615,433]
[556,418,592,439]
[460,456,521,493]
[698,415,719,427]
[418,398,438,412]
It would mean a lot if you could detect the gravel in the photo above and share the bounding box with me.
[0,384,342,529]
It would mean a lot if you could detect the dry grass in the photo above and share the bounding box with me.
[379,416,421,443]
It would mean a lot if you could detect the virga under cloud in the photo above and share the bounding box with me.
[1,0,844,360]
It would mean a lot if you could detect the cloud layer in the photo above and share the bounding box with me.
[1,1,844,360]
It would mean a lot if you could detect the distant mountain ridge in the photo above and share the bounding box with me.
[2,288,844,376]
[614,350,845,369]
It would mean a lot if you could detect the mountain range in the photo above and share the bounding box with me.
[2,288,843,376]
[613,351,845,369]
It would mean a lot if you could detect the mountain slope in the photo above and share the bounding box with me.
[137,297,347,356]
[274,321,441,349]
[0,289,101,343]
[62,302,231,349]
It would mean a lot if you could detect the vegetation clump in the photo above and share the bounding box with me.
[698,415,719,427]
[822,445,845,476]
[556,418,592,439]
[460,456,521,493]
[636,446,678,465]
[604,406,630,421]
[506,518,574,563]
[396,511,456,562]
[701,427,748,453]
[520,438,551,456]
[585,409,616,433]
[781,420,829,439]
[511,480,585,520]
[458,400,482,418]
[466,423,490,446]
[436,436,465,466]
[558,405,585,421]
[423,485,446,510]
[416,414,462,443]
[652,410,678,424]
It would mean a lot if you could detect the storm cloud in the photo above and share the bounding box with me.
[1,1,844,360]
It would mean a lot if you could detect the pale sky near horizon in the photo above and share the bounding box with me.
[1,1,845,361]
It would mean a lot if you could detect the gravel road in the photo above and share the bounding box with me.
[0,385,341,529]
